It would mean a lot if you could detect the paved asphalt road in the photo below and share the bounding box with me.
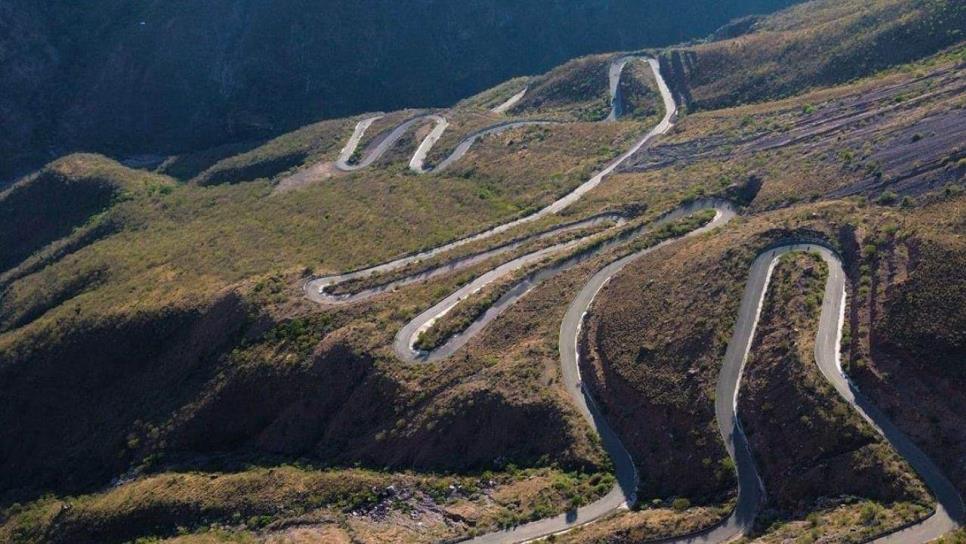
[305,213,624,305]
[336,55,651,175]
[606,56,633,122]
[394,200,734,363]
[307,52,963,542]
[467,242,963,544]
[708,244,964,544]
[463,201,735,544]
[306,55,675,302]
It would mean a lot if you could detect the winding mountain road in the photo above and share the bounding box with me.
[409,118,560,174]
[467,242,962,544]
[305,213,625,305]
[606,56,634,122]
[305,53,962,543]
[394,199,734,364]
[306,56,672,301]
[709,244,965,544]
[461,201,736,544]
[335,56,651,175]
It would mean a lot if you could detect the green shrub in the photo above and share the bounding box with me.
[672,497,691,511]
[876,191,898,205]
[859,503,881,525]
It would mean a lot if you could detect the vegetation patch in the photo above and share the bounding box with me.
[0,465,613,544]
[739,252,931,538]
[510,54,612,121]
[414,211,716,353]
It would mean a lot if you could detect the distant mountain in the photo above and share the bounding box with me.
[0,0,803,181]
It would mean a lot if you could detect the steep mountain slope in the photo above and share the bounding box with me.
[0,53,665,513]
[659,0,965,109]
[0,154,173,274]
[0,0,805,181]
[0,0,963,542]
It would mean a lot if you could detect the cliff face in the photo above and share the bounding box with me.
[0,0,802,181]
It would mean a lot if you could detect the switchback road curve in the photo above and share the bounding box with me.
[463,200,735,543]
[306,56,675,301]
[335,56,649,175]
[394,200,734,364]
[491,87,528,114]
[304,52,962,542]
[698,244,964,544]
[729,246,964,543]
[468,243,963,543]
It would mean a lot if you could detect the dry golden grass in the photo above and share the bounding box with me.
[0,465,612,544]
[744,500,932,543]
[663,0,964,110]
[2,12,964,543]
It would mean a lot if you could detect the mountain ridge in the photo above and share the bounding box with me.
[0,0,804,181]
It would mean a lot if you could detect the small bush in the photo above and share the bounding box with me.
[875,191,898,205]
[859,503,881,525]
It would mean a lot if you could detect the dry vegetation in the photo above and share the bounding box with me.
[553,503,734,544]
[617,58,662,120]
[414,211,715,352]
[0,465,612,544]
[839,197,966,496]
[189,116,357,186]
[510,53,613,121]
[660,0,965,111]
[616,48,966,212]
[1,1,964,542]
[455,76,530,112]
[0,154,174,272]
[581,187,963,500]
[738,252,931,540]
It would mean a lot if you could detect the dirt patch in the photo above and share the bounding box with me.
[273,161,340,194]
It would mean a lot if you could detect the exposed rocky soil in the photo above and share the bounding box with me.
[622,63,966,199]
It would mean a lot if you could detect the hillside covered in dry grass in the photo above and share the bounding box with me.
[1,0,964,542]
